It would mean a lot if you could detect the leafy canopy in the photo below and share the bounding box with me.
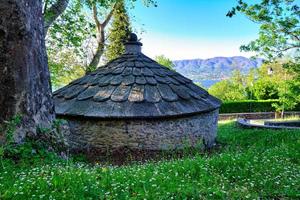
[228,0,300,112]
[104,0,131,61]
[208,70,248,101]
[208,62,295,102]
[155,55,175,70]
[228,0,300,60]
[46,0,156,87]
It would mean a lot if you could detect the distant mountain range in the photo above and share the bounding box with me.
[173,56,263,88]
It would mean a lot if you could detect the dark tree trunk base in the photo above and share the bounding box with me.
[0,0,55,143]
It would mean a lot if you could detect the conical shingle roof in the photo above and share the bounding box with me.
[53,34,221,119]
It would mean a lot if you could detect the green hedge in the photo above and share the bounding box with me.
[219,100,300,113]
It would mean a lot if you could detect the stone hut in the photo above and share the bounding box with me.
[53,33,221,151]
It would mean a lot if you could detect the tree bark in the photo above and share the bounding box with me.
[87,26,105,73]
[87,3,117,73]
[0,0,55,142]
[44,0,69,34]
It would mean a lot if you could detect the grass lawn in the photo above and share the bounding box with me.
[0,121,299,199]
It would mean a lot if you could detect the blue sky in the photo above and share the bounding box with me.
[129,0,260,60]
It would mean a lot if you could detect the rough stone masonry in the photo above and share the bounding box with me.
[62,110,219,151]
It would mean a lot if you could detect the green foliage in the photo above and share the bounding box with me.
[208,70,248,101]
[275,61,300,111]
[0,115,22,144]
[249,62,282,100]
[220,99,300,113]
[272,79,300,114]
[208,61,299,107]
[46,0,156,73]
[209,80,246,101]
[1,122,299,199]
[47,1,94,59]
[43,0,65,23]
[154,55,175,70]
[219,100,280,113]
[104,0,131,62]
[0,116,67,170]
[256,60,300,113]
[284,61,300,78]
[48,50,85,90]
[0,115,22,169]
[228,0,300,61]
[46,1,94,82]
[228,0,300,112]
[251,78,279,100]
[251,61,300,114]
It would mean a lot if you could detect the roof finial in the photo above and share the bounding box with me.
[128,33,138,42]
[124,33,142,53]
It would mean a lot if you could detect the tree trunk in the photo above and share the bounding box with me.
[275,111,281,119]
[44,0,69,35]
[87,3,117,74]
[87,28,105,73]
[0,0,55,143]
[281,110,285,119]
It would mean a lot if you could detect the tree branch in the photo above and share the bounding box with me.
[43,0,49,14]
[102,2,118,28]
[275,45,300,53]
[44,0,69,34]
[281,45,300,52]
[291,33,300,42]
[280,28,300,42]
[92,4,101,32]
[92,2,117,36]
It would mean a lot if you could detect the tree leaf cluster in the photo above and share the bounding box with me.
[104,0,131,62]
[208,61,295,101]
[228,0,300,61]
[155,55,175,70]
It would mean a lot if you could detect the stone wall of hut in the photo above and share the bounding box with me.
[62,109,219,151]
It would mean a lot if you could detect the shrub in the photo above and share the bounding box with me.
[219,100,300,113]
